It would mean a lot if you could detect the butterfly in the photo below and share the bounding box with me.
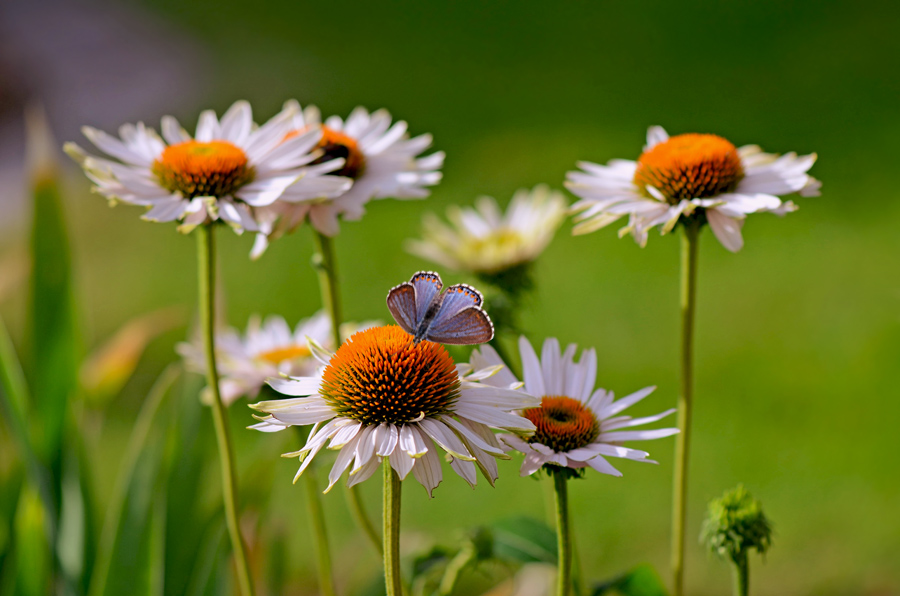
[386,271,494,345]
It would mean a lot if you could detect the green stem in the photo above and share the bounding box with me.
[302,464,336,596]
[553,470,572,596]
[733,555,749,596]
[670,220,700,596]
[311,229,382,553]
[89,365,179,596]
[196,225,255,596]
[383,460,403,596]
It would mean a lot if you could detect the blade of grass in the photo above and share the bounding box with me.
[87,365,179,596]
[13,484,52,596]
[27,107,79,471]
[0,315,57,549]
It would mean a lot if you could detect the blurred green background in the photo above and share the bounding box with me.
[2,0,900,594]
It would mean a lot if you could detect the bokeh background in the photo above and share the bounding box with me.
[1,0,899,594]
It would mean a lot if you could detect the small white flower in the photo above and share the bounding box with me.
[406,185,567,275]
[65,100,352,236]
[178,312,374,406]
[251,104,444,257]
[473,337,677,477]
[565,126,820,252]
[250,325,538,496]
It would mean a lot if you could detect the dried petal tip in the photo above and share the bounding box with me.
[701,484,773,565]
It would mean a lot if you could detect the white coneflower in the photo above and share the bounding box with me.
[250,325,538,496]
[407,185,567,276]
[178,312,375,405]
[251,104,444,256]
[473,337,676,596]
[566,126,820,251]
[471,338,677,477]
[66,100,351,236]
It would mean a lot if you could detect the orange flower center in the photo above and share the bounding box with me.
[152,140,254,198]
[286,126,366,179]
[257,345,311,364]
[633,134,743,204]
[320,325,459,425]
[524,396,599,452]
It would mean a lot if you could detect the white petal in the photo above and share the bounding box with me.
[706,208,745,253]
[600,428,679,442]
[598,386,656,419]
[586,454,623,477]
[374,423,400,456]
[267,376,321,396]
[645,126,669,150]
[449,457,478,487]
[326,433,363,492]
[518,336,545,397]
[418,419,473,460]
[399,425,429,458]
[410,439,443,497]
[390,449,415,480]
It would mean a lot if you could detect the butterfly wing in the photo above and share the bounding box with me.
[425,284,494,345]
[386,283,418,335]
[410,271,443,325]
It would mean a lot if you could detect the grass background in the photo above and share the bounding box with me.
[5,0,900,594]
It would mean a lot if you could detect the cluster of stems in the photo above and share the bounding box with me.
[193,215,727,596]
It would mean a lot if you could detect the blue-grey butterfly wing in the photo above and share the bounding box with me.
[411,271,443,325]
[386,282,418,335]
[425,284,493,345]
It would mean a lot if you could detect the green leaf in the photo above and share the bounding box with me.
[163,375,221,596]
[13,484,52,596]
[29,156,79,468]
[88,366,179,596]
[0,315,59,576]
[0,464,24,578]
[591,564,669,596]
[94,432,166,596]
[490,516,557,565]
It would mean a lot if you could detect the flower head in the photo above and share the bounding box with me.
[179,312,373,406]
[475,337,677,477]
[701,485,773,565]
[250,325,538,496]
[407,185,567,278]
[566,126,820,252]
[251,105,444,257]
[65,100,352,237]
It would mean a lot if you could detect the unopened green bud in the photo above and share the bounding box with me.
[701,484,773,565]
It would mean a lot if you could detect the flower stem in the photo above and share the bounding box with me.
[553,469,572,596]
[311,229,382,553]
[383,460,403,596]
[670,219,700,596]
[302,460,337,596]
[733,555,749,596]
[196,224,255,596]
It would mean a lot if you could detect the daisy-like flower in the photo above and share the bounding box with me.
[250,325,539,496]
[566,126,821,252]
[65,100,352,235]
[251,104,444,256]
[406,185,567,277]
[472,337,678,477]
[178,312,376,406]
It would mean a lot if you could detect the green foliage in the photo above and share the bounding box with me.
[490,516,557,565]
[29,174,79,468]
[701,485,773,566]
[592,564,669,596]
[13,484,51,596]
